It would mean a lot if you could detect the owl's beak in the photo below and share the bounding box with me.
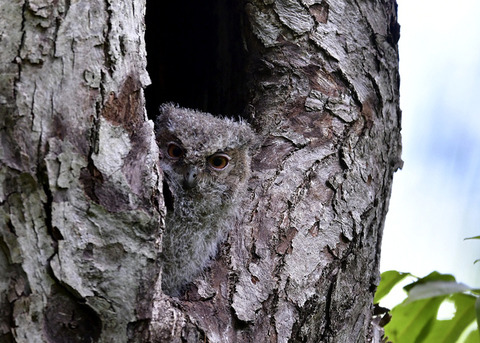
[183,167,199,189]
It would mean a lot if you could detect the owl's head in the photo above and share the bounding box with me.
[155,103,255,203]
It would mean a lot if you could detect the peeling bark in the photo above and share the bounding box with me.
[1,0,162,342]
[0,0,400,342]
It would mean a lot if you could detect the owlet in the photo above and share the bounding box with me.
[155,103,255,296]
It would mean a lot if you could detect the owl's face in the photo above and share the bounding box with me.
[159,139,246,198]
[155,104,254,210]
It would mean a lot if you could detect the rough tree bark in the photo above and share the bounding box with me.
[0,0,401,342]
[0,1,160,342]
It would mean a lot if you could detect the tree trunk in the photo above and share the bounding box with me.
[0,1,160,342]
[0,0,401,342]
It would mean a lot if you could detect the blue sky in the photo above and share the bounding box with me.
[381,0,480,286]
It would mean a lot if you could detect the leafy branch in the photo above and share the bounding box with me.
[376,235,480,343]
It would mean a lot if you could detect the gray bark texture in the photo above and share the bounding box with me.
[0,0,160,342]
[0,0,401,342]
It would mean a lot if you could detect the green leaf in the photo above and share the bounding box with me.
[476,297,480,336]
[385,294,479,343]
[464,328,480,343]
[374,270,411,304]
[465,236,480,240]
[404,271,456,293]
[405,281,472,304]
[422,293,477,343]
[384,296,445,343]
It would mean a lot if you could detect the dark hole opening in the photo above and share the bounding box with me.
[145,0,248,119]
[162,180,174,212]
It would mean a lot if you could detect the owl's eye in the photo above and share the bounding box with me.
[167,142,185,159]
[207,153,230,170]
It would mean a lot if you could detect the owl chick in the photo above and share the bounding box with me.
[155,103,255,296]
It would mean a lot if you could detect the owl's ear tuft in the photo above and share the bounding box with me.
[158,102,179,113]
[155,103,181,143]
[156,102,178,124]
[237,122,260,152]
